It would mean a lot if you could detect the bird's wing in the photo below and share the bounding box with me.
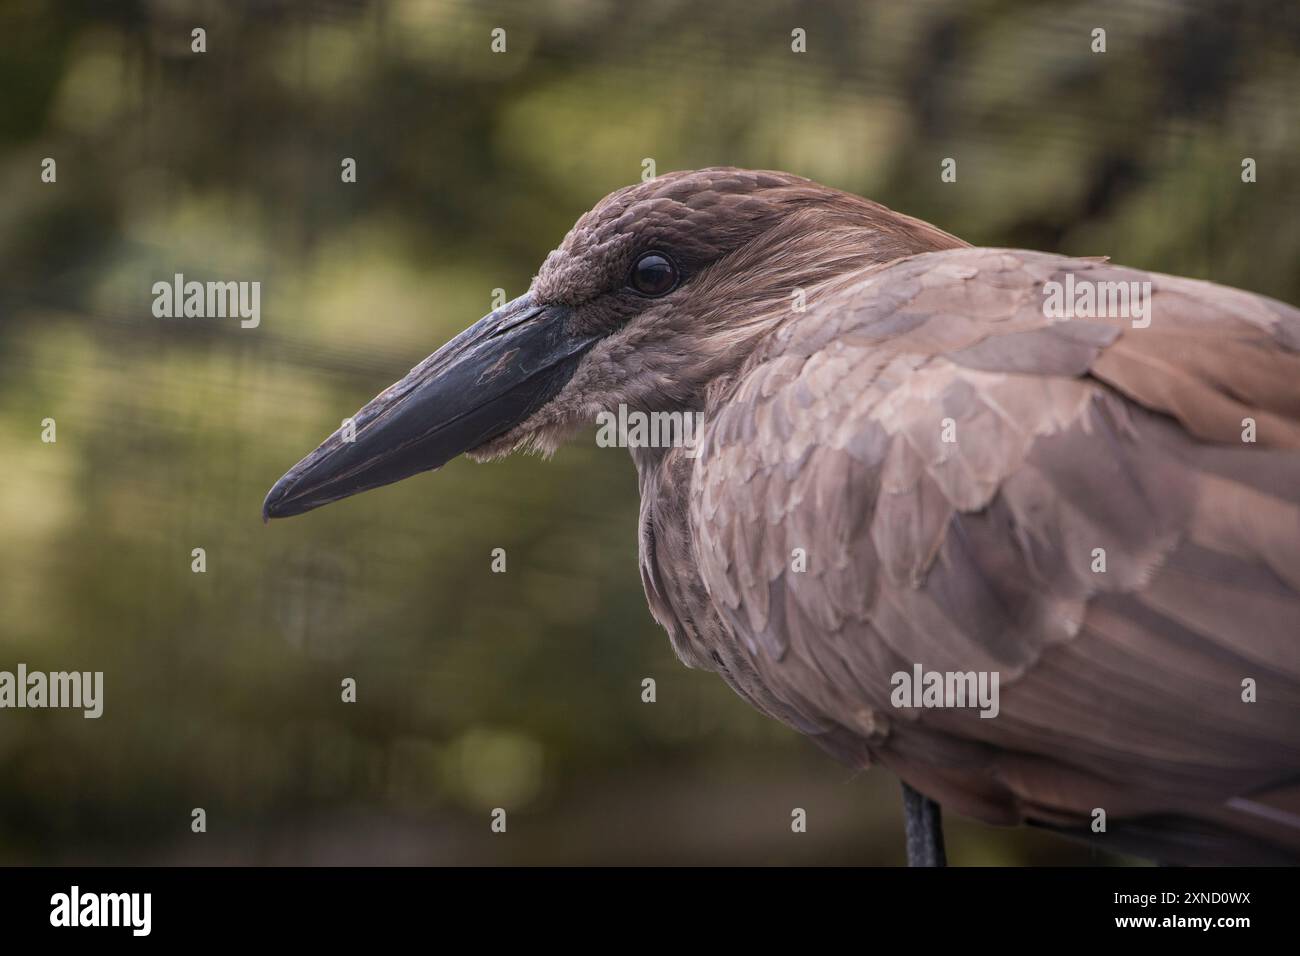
[691,247,1300,861]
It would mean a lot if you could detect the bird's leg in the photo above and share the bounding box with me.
[901,781,947,867]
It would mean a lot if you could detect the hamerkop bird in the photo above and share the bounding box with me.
[265,168,1300,865]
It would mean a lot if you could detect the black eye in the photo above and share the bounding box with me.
[628,252,678,297]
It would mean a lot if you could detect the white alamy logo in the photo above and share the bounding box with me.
[890,664,1000,718]
[596,404,705,458]
[1042,273,1151,328]
[0,664,102,718]
[152,273,260,328]
[50,886,151,936]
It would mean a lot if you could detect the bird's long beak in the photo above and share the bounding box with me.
[262,294,595,520]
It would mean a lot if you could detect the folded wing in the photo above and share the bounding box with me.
[692,248,1300,862]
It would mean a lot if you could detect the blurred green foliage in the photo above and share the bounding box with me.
[0,0,1296,864]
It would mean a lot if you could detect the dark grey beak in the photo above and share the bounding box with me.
[262,294,595,520]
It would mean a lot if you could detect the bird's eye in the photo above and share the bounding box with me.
[628,252,678,297]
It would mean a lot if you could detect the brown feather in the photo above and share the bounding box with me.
[656,242,1300,863]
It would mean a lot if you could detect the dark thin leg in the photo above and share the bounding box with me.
[901,781,947,867]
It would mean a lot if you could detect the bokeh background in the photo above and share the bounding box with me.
[1,0,1297,865]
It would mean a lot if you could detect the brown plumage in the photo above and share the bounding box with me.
[266,168,1300,864]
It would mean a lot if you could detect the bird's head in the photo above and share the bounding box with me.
[263,167,964,519]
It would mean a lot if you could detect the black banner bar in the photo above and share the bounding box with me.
[0,865,1287,942]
